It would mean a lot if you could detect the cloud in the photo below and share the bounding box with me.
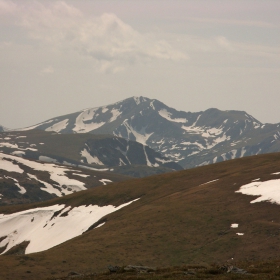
[186,17,275,28]
[216,36,234,51]
[0,0,17,15]
[10,1,188,73]
[41,66,54,75]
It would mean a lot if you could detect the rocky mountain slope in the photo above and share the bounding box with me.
[0,151,131,205]
[2,152,280,279]
[0,130,182,178]
[17,96,280,168]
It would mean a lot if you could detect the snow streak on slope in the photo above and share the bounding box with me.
[158,109,188,123]
[5,176,26,194]
[45,119,69,133]
[0,199,139,254]
[122,120,153,145]
[81,149,104,165]
[74,109,105,133]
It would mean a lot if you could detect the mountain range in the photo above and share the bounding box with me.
[15,96,280,169]
[2,97,280,279]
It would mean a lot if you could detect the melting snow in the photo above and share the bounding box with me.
[122,120,153,145]
[39,156,58,163]
[109,109,122,122]
[5,176,26,194]
[99,179,113,185]
[80,149,104,165]
[0,155,24,173]
[231,223,239,228]
[27,173,62,197]
[95,222,105,228]
[11,151,25,157]
[200,179,219,186]
[158,109,188,123]
[0,142,19,149]
[236,179,280,204]
[0,199,139,254]
[236,233,244,236]
[0,153,86,196]
[45,119,69,133]
[72,173,89,178]
[102,107,108,113]
[231,149,237,159]
[74,109,105,133]
[240,147,246,157]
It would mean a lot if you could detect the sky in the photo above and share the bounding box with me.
[0,0,279,129]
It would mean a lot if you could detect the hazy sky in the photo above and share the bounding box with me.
[1,0,280,129]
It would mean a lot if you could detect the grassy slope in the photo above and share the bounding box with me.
[2,153,280,279]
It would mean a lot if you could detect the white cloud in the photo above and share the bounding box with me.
[10,1,188,73]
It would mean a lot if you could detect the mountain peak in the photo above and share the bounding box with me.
[0,125,8,132]
[12,96,280,170]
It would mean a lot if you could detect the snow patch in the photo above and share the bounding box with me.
[99,179,113,185]
[74,109,105,133]
[11,151,25,157]
[72,173,89,178]
[158,109,188,123]
[236,179,280,204]
[0,199,139,254]
[81,149,104,165]
[122,120,153,145]
[109,109,122,122]
[0,155,24,173]
[39,156,58,163]
[45,119,69,133]
[0,153,86,195]
[27,173,62,197]
[5,176,26,194]
[231,223,239,228]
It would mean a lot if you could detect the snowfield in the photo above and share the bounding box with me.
[0,153,87,196]
[236,177,280,204]
[0,199,139,254]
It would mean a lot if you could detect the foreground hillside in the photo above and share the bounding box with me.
[1,153,280,279]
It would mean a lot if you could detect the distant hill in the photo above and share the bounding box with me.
[0,130,182,179]
[0,151,131,205]
[16,96,280,168]
[2,152,280,279]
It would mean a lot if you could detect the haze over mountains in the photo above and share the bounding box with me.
[14,96,280,168]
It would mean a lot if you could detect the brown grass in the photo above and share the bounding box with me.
[2,153,280,279]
